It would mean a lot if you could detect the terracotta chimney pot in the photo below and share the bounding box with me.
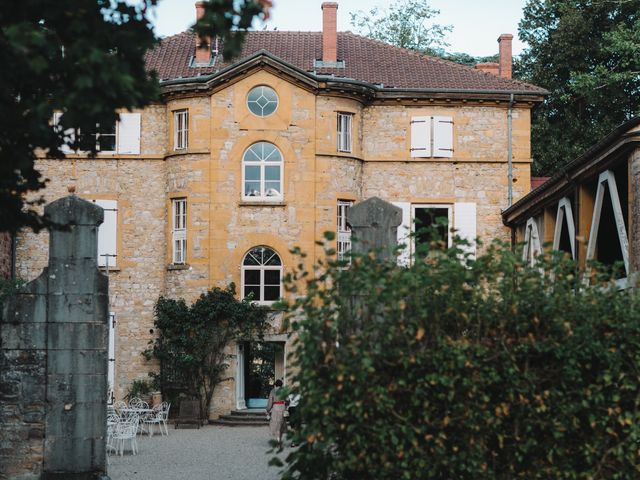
[195,1,212,65]
[498,34,513,79]
[322,2,338,63]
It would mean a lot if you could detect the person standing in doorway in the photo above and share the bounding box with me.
[266,379,286,446]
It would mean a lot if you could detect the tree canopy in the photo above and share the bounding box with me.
[349,0,452,55]
[516,0,640,175]
[0,0,269,232]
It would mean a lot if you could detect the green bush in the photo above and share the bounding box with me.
[125,378,155,402]
[276,236,640,479]
[144,284,268,419]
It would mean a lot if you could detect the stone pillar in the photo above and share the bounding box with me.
[629,147,640,285]
[347,197,402,261]
[1,194,109,480]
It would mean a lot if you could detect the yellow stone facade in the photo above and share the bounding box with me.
[16,66,534,418]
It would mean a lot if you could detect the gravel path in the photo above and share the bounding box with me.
[108,425,287,480]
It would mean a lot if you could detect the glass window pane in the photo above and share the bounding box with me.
[244,147,261,162]
[244,269,260,285]
[262,101,277,117]
[261,143,275,160]
[244,285,260,301]
[264,183,280,196]
[78,132,95,151]
[415,207,449,250]
[247,86,278,117]
[264,251,281,266]
[99,135,116,151]
[243,249,261,265]
[245,182,261,196]
[247,89,261,103]
[263,145,281,162]
[264,269,280,285]
[265,166,280,181]
[245,165,261,181]
[264,286,280,301]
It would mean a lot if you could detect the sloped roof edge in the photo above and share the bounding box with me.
[159,50,546,99]
[502,116,640,225]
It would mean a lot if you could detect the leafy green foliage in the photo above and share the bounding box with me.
[516,0,640,175]
[349,0,452,55]
[125,378,157,402]
[277,238,640,479]
[0,0,159,231]
[1,0,268,232]
[144,284,268,419]
[441,53,498,68]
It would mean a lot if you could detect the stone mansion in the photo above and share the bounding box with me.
[14,2,546,417]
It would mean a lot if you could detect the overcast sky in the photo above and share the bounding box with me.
[151,0,528,57]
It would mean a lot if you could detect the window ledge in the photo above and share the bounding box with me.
[98,266,120,272]
[167,263,190,271]
[239,201,286,207]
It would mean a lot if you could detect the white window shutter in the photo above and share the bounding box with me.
[53,112,75,154]
[117,113,141,154]
[410,116,431,158]
[433,116,454,158]
[454,202,476,259]
[391,201,411,266]
[93,200,118,267]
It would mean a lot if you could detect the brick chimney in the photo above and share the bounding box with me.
[475,62,500,76]
[498,34,513,79]
[194,1,212,66]
[322,2,338,63]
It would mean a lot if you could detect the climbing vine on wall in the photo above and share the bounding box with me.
[144,284,268,419]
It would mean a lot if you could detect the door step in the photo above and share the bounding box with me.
[209,408,269,427]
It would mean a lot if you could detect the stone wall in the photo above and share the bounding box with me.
[13,69,535,416]
[1,195,109,480]
[0,232,11,279]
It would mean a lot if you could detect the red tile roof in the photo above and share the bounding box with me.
[145,31,546,94]
[531,177,551,190]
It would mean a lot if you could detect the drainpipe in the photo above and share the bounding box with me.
[507,93,514,207]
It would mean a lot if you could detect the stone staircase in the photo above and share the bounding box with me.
[209,408,269,427]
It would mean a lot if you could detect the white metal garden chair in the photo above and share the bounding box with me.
[112,414,139,456]
[106,413,120,463]
[142,402,170,437]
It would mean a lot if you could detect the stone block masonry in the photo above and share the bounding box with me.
[0,232,12,279]
[1,195,109,480]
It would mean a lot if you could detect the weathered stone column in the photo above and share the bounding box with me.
[347,197,402,261]
[629,147,640,286]
[1,194,109,480]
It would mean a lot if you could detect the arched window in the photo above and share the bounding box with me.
[247,85,278,117]
[242,246,282,303]
[242,142,283,200]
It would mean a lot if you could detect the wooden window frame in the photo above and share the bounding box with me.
[172,198,187,264]
[173,109,189,151]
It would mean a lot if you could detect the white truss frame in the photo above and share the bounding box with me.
[522,217,542,266]
[585,170,629,276]
[552,197,576,259]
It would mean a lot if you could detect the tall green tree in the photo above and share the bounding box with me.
[349,0,452,55]
[517,0,640,175]
[0,0,269,232]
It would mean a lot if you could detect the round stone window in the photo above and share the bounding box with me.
[247,85,278,117]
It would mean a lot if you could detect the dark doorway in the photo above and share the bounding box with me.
[244,342,277,408]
